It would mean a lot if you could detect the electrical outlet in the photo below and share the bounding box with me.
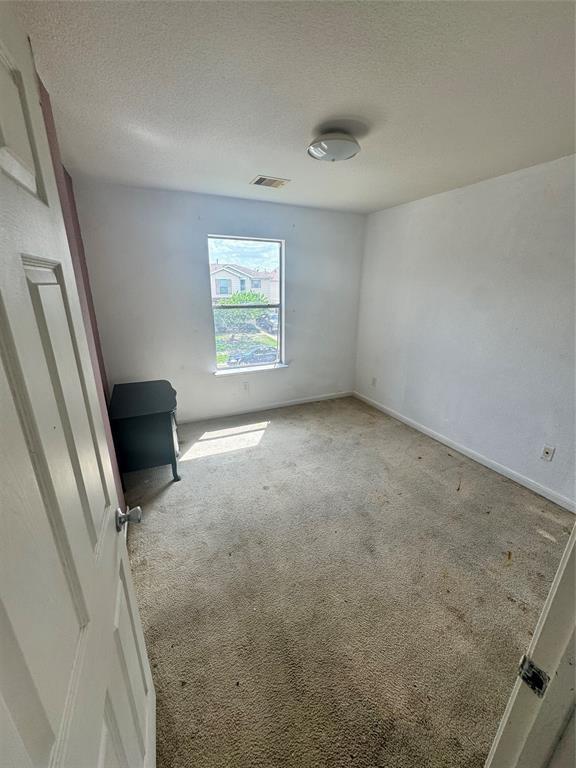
[541,445,555,462]
[371,376,377,387]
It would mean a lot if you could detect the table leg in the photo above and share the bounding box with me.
[169,413,181,481]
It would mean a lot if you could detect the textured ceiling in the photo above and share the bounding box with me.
[14,1,575,213]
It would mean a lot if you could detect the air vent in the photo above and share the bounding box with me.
[250,175,289,189]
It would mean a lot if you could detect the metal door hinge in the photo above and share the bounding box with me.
[518,654,549,698]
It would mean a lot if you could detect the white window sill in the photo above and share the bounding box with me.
[214,363,288,376]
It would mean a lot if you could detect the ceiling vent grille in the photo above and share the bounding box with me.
[250,175,289,189]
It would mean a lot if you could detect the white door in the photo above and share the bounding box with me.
[0,7,155,768]
[485,523,575,768]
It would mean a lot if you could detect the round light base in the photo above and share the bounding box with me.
[307,132,360,162]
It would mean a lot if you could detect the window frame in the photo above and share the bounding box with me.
[207,234,285,372]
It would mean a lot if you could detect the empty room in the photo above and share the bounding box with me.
[1,2,575,767]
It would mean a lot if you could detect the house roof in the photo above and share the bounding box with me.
[210,263,278,279]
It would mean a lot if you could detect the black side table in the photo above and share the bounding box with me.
[109,380,181,482]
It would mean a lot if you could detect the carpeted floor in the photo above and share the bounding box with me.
[126,397,573,768]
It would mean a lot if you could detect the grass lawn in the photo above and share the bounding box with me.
[215,331,277,366]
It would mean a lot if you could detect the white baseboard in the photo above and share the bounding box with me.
[182,391,353,424]
[353,391,576,514]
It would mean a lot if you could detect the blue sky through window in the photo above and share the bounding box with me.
[208,237,279,272]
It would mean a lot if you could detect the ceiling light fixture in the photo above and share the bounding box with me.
[307,131,361,162]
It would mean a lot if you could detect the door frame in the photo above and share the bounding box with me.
[485,523,575,767]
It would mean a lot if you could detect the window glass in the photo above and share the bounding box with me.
[216,278,231,295]
[208,237,283,370]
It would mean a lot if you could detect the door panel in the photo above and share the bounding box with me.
[0,332,82,735]
[0,690,37,768]
[0,43,38,195]
[98,698,129,768]
[108,647,146,767]
[114,566,149,745]
[25,259,109,545]
[0,7,155,767]
[0,601,56,767]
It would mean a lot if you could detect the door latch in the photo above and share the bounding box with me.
[115,506,143,532]
[518,654,549,698]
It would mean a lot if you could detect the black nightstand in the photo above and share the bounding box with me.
[109,380,180,482]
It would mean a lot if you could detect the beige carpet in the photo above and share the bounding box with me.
[126,397,573,768]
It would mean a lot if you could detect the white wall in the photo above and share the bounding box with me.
[355,156,575,508]
[76,158,574,508]
[74,180,365,422]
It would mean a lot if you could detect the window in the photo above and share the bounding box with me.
[216,278,231,295]
[208,236,283,370]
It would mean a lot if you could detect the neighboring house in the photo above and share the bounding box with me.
[210,263,279,303]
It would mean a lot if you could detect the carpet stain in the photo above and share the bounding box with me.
[126,397,572,768]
